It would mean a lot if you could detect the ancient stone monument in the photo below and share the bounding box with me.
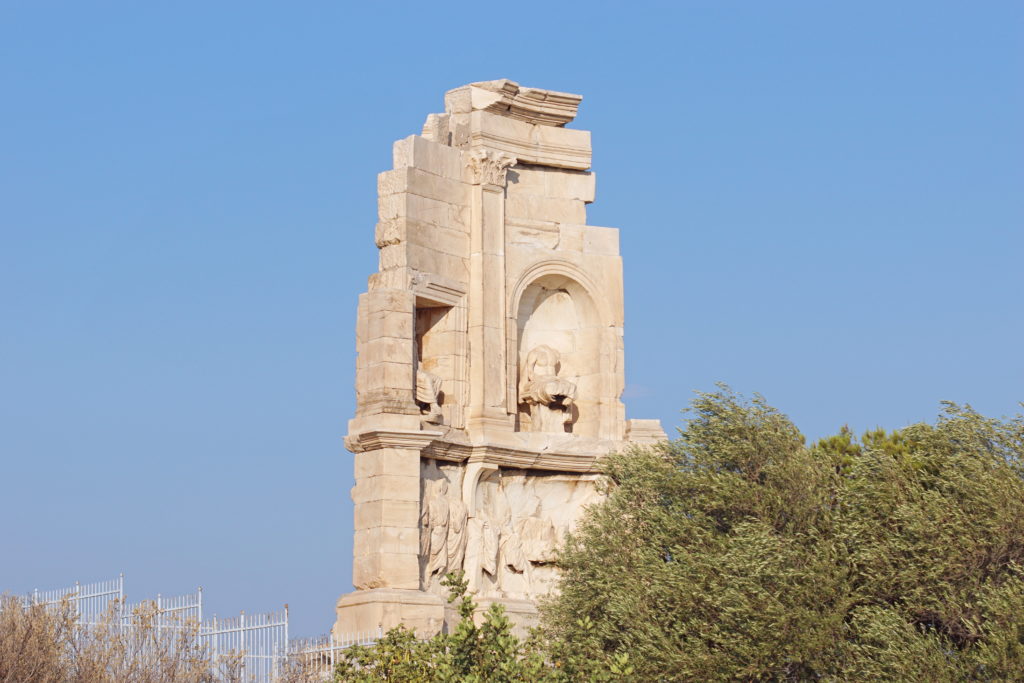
[333,79,665,638]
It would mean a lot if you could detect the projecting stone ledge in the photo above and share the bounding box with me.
[444,79,582,127]
[420,79,592,171]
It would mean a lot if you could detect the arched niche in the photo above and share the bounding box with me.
[508,264,618,439]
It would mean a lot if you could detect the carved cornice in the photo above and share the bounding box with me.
[346,429,444,453]
[466,149,516,187]
[444,79,582,127]
[422,439,605,473]
[466,112,591,171]
[410,270,466,307]
[348,428,613,474]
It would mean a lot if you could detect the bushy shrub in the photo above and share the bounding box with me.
[545,387,1024,680]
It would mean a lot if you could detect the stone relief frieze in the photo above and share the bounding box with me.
[420,460,601,601]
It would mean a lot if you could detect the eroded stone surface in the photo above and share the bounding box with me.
[334,80,666,637]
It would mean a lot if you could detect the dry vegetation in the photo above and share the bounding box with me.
[0,595,321,683]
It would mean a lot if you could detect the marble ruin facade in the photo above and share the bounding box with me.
[333,80,665,637]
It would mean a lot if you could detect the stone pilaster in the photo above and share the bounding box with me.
[465,149,516,440]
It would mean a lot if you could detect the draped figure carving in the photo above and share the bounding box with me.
[519,345,577,433]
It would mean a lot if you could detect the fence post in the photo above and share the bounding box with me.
[117,574,125,631]
[240,611,246,676]
[283,604,289,676]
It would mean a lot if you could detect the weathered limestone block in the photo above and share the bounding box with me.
[334,589,443,640]
[354,449,420,480]
[351,474,420,504]
[507,166,596,203]
[393,135,464,181]
[405,245,468,283]
[377,167,469,207]
[354,526,420,556]
[582,225,620,255]
[352,552,421,590]
[505,193,586,225]
[406,221,469,258]
[353,499,420,530]
[364,304,414,339]
[507,219,560,250]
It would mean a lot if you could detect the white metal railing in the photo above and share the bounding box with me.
[27,574,125,624]
[287,629,384,678]
[202,607,289,682]
[19,575,379,682]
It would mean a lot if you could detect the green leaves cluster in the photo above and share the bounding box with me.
[333,573,631,682]
[545,387,1024,680]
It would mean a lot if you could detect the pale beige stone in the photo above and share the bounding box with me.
[351,474,420,504]
[336,79,664,639]
[507,218,560,250]
[582,225,620,255]
[378,167,469,206]
[461,110,592,170]
[334,589,444,639]
[406,221,469,257]
[364,307,414,340]
[626,418,668,444]
[505,193,586,225]
[354,526,420,557]
[352,553,420,591]
[507,166,596,203]
[393,135,463,181]
[354,449,421,479]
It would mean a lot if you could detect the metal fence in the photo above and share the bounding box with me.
[20,575,380,682]
[287,630,384,676]
[28,575,126,625]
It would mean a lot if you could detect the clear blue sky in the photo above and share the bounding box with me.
[1,1,1021,637]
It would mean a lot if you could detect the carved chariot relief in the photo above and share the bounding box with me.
[419,460,601,601]
[464,468,601,601]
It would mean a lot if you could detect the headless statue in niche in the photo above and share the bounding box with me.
[416,369,443,426]
[519,345,577,433]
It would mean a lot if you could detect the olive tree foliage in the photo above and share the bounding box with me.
[543,387,1024,681]
[334,573,632,682]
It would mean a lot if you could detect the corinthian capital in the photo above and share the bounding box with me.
[467,149,517,186]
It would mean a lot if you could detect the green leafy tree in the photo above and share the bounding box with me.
[333,572,632,682]
[543,386,1024,681]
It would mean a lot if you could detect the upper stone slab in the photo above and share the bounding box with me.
[444,80,582,127]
